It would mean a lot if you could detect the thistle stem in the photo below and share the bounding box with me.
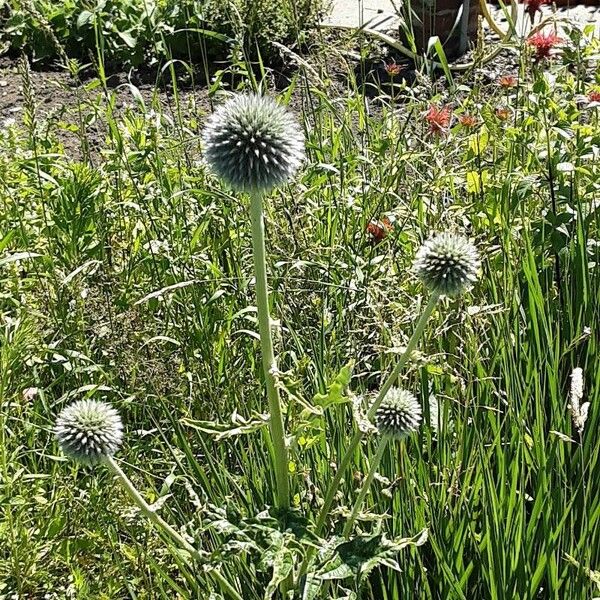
[342,437,389,538]
[298,292,439,582]
[105,457,242,600]
[249,190,290,510]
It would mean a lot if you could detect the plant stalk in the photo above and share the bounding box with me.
[105,457,242,600]
[298,292,440,581]
[249,190,290,510]
[342,437,389,538]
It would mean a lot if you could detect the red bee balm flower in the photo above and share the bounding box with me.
[495,107,511,121]
[366,217,394,244]
[384,60,405,76]
[426,105,452,135]
[527,31,563,60]
[588,89,600,103]
[523,0,550,20]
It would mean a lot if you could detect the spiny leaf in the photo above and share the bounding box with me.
[181,411,270,440]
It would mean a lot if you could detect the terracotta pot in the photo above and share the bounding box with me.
[409,0,481,59]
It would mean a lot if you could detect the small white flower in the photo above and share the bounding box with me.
[569,367,588,435]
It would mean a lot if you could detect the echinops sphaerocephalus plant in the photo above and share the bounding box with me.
[202,94,305,193]
[54,399,123,465]
[375,388,423,439]
[413,232,480,297]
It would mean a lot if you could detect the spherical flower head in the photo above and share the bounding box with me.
[54,399,123,465]
[413,232,480,296]
[375,388,422,439]
[202,94,305,193]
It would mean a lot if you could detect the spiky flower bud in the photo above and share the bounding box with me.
[413,232,480,296]
[54,399,123,465]
[375,388,422,439]
[202,94,305,193]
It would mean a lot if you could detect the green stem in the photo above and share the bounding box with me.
[298,292,440,582]
[248,190,290,511]
[105,457,242,600]
[342,437,389,538]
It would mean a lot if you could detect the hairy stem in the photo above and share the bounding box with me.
[249,190,290,510]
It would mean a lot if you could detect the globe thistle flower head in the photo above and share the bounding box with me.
[54,399,123,465]
[375,388,422,439]
[202,94,305,193]
[413,232,480,297]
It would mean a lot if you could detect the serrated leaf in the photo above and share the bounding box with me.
[313,530,428,584]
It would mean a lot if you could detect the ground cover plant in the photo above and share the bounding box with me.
[1,0,325,66]
[0,1,599,598]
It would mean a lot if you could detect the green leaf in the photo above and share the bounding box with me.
[116,30,136,48]
[181,411,270,441]
[76,10,94,28]
[263,534,294,599]
[466,170,490,194]
[305,530,428,596]
[312,361,354,408]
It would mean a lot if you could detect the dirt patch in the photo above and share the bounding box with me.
[0,56,215,160]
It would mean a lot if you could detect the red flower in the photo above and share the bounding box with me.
[366,217,393,243]
[425,104,452,135]
[459,114,478,128]
[527,30,563,60]
[498,74,518,89]
[588,88,600,103]
[384,60,405,76]
[522,0,550,20]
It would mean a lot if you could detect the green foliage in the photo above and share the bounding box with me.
[0,0,325,66]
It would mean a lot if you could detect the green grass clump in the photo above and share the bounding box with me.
[0,15,599,600]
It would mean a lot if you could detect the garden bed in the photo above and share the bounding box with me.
[0,1,599,599]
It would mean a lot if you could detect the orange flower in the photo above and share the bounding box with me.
[425,104,452,135]
[459,114,478,128]
[527,30,563,60]
[495,107,511,121]
[498,74,518,89]
[384,60,405,76]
